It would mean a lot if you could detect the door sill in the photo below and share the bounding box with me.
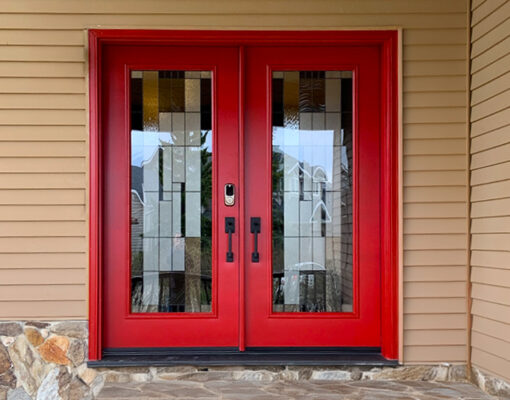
[88,347,398,367]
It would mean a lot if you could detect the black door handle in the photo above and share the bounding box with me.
[225,217,235,262]
[251,217,261,263]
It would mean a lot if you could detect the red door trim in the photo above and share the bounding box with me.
[380,35,399,360]
[238,45,247,352]
[88,30,101,361]
[88,29,399,361]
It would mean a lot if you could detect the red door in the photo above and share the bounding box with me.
[102,45,240,348]
[100,40,384,351]
[244,46,382,347]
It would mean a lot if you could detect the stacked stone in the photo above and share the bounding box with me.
[471,366,510,399]
[0,321,101,400]
[0,320,482,399]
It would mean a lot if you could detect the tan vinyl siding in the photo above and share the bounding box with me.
[470,0,510,382]
[0,0,468,364]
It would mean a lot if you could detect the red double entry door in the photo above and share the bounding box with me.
[102,42,383,351]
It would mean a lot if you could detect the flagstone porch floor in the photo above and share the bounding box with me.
[97,379,500,399]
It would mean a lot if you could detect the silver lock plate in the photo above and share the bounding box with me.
[224,183,235,206]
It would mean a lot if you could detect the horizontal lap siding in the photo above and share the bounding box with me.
[0,0,468,363]
[470,0,510,382]
[402,0,468,362]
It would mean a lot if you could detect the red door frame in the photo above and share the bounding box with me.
[88,29,399,361]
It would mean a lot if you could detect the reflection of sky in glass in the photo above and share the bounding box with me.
[272,127,348,183]
[131,129,213,167]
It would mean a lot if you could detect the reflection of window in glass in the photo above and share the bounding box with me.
[272,71,353,313]
[130,71,213,313]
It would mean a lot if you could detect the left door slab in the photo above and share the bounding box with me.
[102,45,240,348]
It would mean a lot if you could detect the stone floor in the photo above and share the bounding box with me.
[97,380,501,399]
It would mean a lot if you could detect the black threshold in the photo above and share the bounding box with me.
[87,347,399,367]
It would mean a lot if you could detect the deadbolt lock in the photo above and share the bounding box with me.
[224,183,235,206]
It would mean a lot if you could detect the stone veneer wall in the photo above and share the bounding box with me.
[471,366,510,399]
[0,321,100,400]
[0,321,475,400]
[2,321,509,400]
[0,319,505,400]
[1,321,505,399]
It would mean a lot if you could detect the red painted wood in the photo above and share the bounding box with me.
[238,45,247,352]
[89,29,396,46]
[101,45,240,348]
[88,30,102,361]
[244,45,382,347]
[380,31,399,360]
[89,30,399,360]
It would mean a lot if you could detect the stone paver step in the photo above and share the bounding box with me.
[97,380,498,399]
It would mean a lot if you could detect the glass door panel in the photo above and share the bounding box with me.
[272,71,353,313]
[130,71,213,313]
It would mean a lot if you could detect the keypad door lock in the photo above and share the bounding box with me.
[224,183,235,206]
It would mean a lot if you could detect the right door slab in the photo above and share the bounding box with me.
[244,45,382,347]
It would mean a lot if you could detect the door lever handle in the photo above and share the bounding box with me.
[250,217,261,263]
[225,217,235,262]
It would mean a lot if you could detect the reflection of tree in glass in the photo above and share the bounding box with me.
[200,130,213,306]
[272,147,284,304]
[131,250,144,312]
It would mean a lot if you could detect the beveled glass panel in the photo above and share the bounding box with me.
[130,70,212,313]
[272,71,353,313]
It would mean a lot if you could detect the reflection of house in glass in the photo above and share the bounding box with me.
[272,71,353,313]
